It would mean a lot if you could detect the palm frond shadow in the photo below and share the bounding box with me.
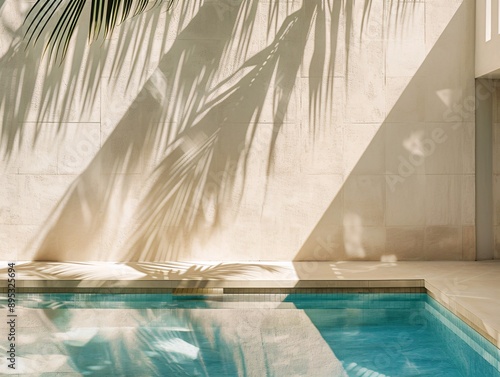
[126,5,313,261]
[131,262,282,280]
[0,0,174,161]
[31,0,249,261]
[16,0,406,262]
[0,261,282,282]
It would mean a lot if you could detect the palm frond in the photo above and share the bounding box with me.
[24,0,174,61]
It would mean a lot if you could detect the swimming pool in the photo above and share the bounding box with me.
[2,292,499,376]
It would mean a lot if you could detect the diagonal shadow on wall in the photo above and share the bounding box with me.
[28,0,378,262]
[294,0,475,263]
[30,0,250,261]
[123,5,317,261]
[7,0,453,263]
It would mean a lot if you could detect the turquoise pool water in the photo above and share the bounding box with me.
[2,293,500,376]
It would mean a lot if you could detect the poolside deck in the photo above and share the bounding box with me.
[2,260,500,348]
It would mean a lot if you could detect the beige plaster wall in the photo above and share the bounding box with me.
[0,0,475,262]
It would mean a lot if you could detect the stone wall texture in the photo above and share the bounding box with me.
[0,0,476,262]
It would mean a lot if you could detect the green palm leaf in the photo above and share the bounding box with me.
[24,0,174,61]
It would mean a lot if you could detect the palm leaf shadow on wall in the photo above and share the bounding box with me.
[1,0,418,262]
[0,0,176,158]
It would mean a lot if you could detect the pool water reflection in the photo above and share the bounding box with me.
[1,293,499,376]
